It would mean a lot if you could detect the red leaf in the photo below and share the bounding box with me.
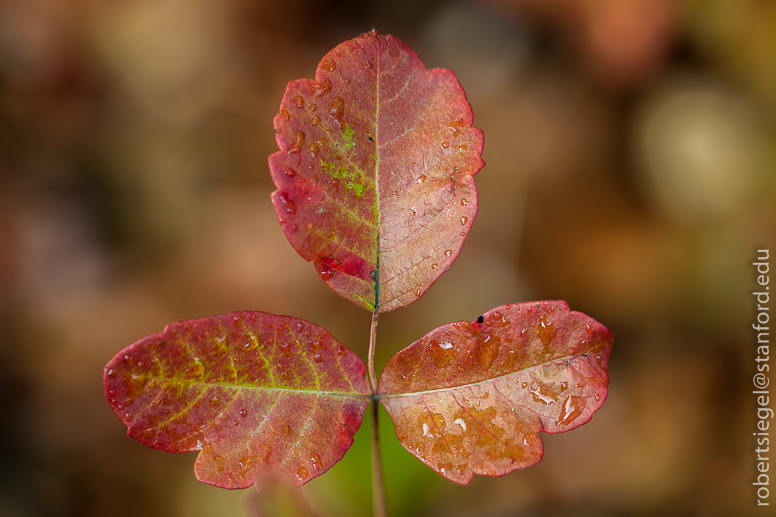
[378,301,613,484]
[103,312,370,489]
[269,30,484,312]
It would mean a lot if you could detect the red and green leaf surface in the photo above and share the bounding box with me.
[104,31,614,496]
[269,30,484,312]
[104,302,612,489]
[103,312,370,489]
[379,301,612,484]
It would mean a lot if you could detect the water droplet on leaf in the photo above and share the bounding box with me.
[329,97,345,128]
[311,79,331,97]
[287,131,305,155]
[556,396,584,426]
[310,452,322,470]
[538,314,557,348]
[429,339,455,368]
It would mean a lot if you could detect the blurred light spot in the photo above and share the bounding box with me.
[633,77,764,225]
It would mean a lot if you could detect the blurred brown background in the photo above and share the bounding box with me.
[0,0,774,516]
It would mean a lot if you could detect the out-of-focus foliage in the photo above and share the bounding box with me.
[0,0,773,516]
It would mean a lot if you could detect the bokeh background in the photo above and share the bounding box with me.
[1,0,774,516]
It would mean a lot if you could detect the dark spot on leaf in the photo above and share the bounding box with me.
[477,315,484,324]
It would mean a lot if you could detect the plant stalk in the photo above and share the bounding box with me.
[368,311,387,517]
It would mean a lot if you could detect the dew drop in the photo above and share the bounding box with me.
[556,396,584,427]
[529,385,557,405]
[475,333,501,370]
[311,79,331,97]
[318,263,334,281]
[321,59,336,72]
[280,106,290,121]
[296,466,309,482]
[233,419,240,426]
[594,392,601,402]
[329,97,345,128]
[441,141,449,148]
[538,314,557,348]
[444,249,452,257]
[429,340,455,368]
[507,350,517,368]
[310,452,322,470]
[410,206,417,216]
[521,381,528,389]
[458,144,468,153]
[311,114,320,126]
[460,216,468,225]
[239,409,248,418]
[416,174,427,184]
[125,412,132,422]
[560,381,568,391]
[107,369,115,377]
[431,263,438,269]
[287,131,305,155]
[448,120,466,136]
[293,95,304,109]
[461,198,469,206]
[453,417,467,432]
[279,342,292,357]
[108,389,116,397]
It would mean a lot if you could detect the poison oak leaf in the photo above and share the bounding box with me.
[103,311,370,489]
[269,30,484,312]
[378,301,613,484]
